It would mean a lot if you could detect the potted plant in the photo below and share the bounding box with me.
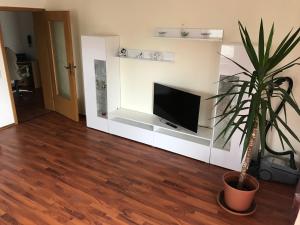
[210,20,300,213]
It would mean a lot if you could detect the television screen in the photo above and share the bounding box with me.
[153,83,200,132]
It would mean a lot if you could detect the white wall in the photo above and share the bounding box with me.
[0,11,37,59]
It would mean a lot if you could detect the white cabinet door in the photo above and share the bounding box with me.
[81,36,120,132]
[153,129,211,163]
[210,44,254,171]
[105,37,120,113]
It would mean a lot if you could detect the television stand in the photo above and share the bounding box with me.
[165,121,177,129]
[106,108,213,163]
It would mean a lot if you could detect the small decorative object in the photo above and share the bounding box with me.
[201,32,210,38]
[180,24,189,37]
[209,20,300,215]
[152,52,161,61]
[136,51,143,59]
[158,31,167,37]
[119,48,128,57]
[181,31,189,37]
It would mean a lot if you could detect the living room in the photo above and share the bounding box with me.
[0,0,299,224]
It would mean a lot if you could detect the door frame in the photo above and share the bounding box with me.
[0,6,79,124]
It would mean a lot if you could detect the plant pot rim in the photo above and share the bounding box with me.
[223,171,259,193]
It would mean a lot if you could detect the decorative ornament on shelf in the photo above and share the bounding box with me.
[153,27,223,41]
[118,48,128,57]
[200,32,210,39]
[117,48,175,62]
[151,52,161,61]
[180,24,189,37]
[136,51,143,59]
[158,31,167,37]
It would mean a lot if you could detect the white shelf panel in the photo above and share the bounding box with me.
[153,28,223,41]
[153,130,210,163]
[117,48,175,62]
[109,118,154,145]
[109,108,213,141]
[155,128,210,146]
[111,117,153,131]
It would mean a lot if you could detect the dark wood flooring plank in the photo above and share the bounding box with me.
[0,112,295,225]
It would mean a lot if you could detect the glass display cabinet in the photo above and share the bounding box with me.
[210,44,254,171]
[81,36,120,132]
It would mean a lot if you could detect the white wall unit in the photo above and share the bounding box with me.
[81,38,248,167]
[109,108,212,162]
[81,35,120,132]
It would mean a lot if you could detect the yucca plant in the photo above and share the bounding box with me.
[211,20,300,189]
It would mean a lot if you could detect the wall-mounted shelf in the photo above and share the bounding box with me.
[153,28,223,41]
[117,48,175,62]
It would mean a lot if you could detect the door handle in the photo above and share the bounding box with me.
[64,64,77,71]
[64,64,71,70]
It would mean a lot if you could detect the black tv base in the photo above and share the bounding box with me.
[165,121,178,129]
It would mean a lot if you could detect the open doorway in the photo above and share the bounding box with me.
[0,11,49,123]
[0,8,79,125]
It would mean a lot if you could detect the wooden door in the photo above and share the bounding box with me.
[34,11,78,121]
[47,11,78,121]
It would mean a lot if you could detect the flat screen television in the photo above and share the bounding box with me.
[153,83,201,132]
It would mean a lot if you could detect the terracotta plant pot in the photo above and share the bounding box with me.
[223,171,259,212]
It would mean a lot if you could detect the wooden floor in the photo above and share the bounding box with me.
[0,113,295,225]
[14,88,50,123]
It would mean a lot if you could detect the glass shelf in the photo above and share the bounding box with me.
[153,28,223,41]
[117,48,175,62]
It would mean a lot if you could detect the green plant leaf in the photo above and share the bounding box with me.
[264,23,274,64]
[238,21,259,69]
[221,116,247,148]
[267,95,296,151]
[221,54,252,74]
[268,28,300,70]
[264,57,300,79]
[283,102,287,124]
[258,19,265,66]
[273,87,300,114]
[277,115,300,142]
[272,28,293,58]
[248,70,257,97]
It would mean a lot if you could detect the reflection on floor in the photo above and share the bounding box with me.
[14,88,50,123]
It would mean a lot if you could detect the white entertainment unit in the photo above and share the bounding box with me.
[109,108,212,162]
[81,35,250,171]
